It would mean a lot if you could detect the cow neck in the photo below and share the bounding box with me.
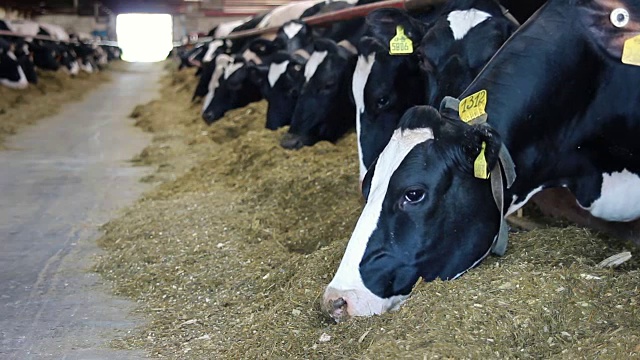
[459,11,598,209]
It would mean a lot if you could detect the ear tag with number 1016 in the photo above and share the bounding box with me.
[474,142,490,180]
[622,34,640,66]
[389,26,413,55]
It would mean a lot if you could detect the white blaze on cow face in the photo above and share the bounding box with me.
[581,169,640,222]
[303,50,328,83]
[268,60,290,88]
[324,127,434,318]
[352,53,376,182]
[202,54,232,114]
[447,9,492,40]
[283,22,304,39]
[203,40,224,63]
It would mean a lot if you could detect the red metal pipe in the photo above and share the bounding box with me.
[223,0,446,40]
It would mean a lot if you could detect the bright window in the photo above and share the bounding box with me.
[116,13,173,62]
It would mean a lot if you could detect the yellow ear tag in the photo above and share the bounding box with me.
[389,26,413,55]
[474,142,490,180]
[459,89,487,123]
[622,34,640,66]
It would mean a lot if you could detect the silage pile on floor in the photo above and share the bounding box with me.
[96,64,640,359]
[0,67,111,148]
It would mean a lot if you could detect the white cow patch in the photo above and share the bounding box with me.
[447,9,492,41]
[202,55,232,113]
[0,61,28,90]
[506,185,544,217]
[283,22,304,39]
[325,127,434,317]
[203,40,223,63]
[69,61,80,76]
[352,53,376,181]
[268,60,290,88]
[303,50,328,83]
[581,169,640,222]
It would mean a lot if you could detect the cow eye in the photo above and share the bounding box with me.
[377,96,389,109]
[403,188,425,204]
[610,8,629,28]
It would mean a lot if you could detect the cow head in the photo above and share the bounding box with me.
[201,38,277,123]
[282,39,357,149]
[248,51,306,130]
[13,40,38,84]
[0,40,28,89]
[202,55,262,124]
[31,40,60,71]
[354,36,426,181]
[323,105,502,322]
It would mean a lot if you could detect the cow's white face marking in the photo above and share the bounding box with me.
[7,51,17,61]
[506,185,544,217]
[283,22,304,39]
[203,55,232,113]
[352,53,376,182]
[69,61,79,76]
[325,127,434,317]
[203,40,223,62]
[268,60,290,88]
[0,62,28,89]
[303,50,327,83]
[581,169,640,222]
[447,9,492,40]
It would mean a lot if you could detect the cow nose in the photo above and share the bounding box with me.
[322,295,350,322]
[280,134,304,150]
[202,111,216,125]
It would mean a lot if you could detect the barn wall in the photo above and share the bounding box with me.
[33,14,116,39]
[0,7,28,20]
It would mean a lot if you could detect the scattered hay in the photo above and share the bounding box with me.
[96,65,640,359]
[0,67,111,148]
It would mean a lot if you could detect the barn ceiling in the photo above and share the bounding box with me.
[2,0,298,16]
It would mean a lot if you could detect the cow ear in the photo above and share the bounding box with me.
[366,8,426,43]
[313,38,339,53]
[357,36,387,56]
[458,125,502,177]
[249,38,277,56]
[578,1,640,61]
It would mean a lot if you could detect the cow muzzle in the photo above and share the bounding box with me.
[322,285,408,323]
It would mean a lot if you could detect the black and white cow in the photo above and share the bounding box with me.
[248,50,307,130]
[281,38,359,149]
[200,0,355,124]
[0,38,28,89]
[354,1,517,181]
[323,0,640,321]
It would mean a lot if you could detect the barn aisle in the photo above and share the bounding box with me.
[0,62,162,359]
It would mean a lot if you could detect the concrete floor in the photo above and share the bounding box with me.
[0,62,163,359]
